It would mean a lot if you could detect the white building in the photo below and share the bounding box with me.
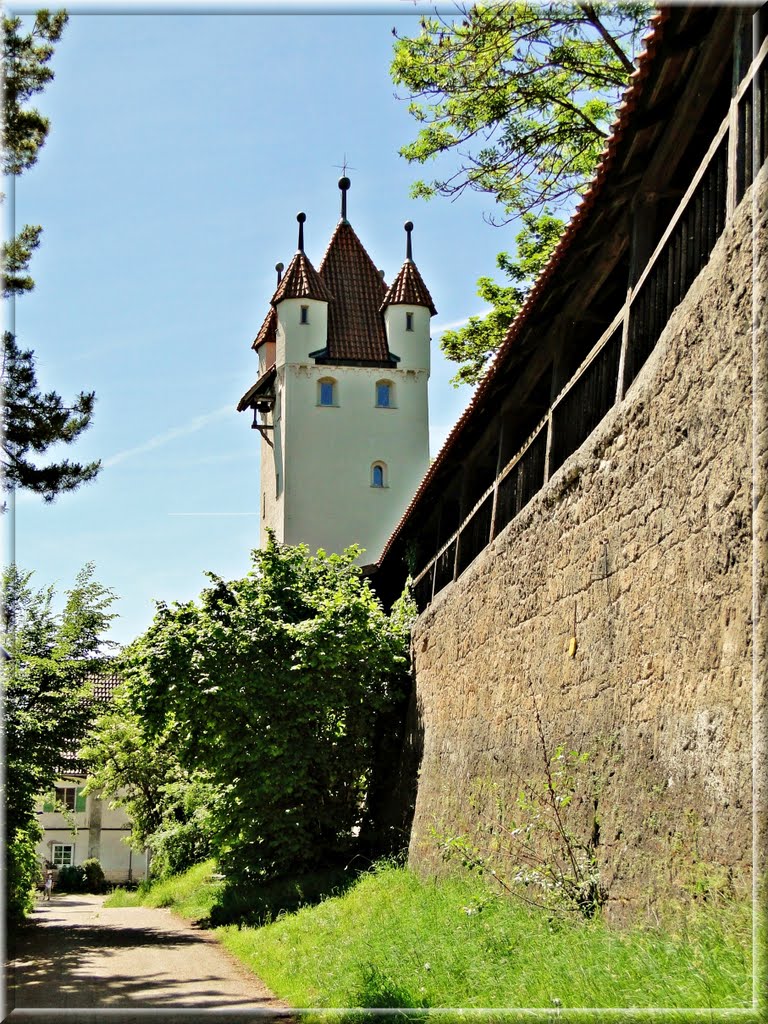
[36,779,146,884]
[35,667,147,884]
[238,178,436,564]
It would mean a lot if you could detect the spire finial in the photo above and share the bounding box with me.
[338,176,350,222]
[275,262,284,286]
[404,220,414,261]
[296,212,306,253]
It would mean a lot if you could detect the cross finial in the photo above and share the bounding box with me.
[333,153,357,177]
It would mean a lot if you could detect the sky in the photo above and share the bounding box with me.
[6,3,516,647]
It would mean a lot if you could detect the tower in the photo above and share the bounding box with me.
[238,178,436,564]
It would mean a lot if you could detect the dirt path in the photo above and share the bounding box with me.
[5,893,296,1022]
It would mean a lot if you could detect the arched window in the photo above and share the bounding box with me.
[300,305,309,324]
[318,377,337,406]
[375,380,394,408]
[371,462,386,488]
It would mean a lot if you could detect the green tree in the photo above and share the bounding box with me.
[391,2,650,385]
[2,10,101,500]
[122,535,411,885]
[81,701,220,878]
[440,211,565,386]
[2,563,117,923]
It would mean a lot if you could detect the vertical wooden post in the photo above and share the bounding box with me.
[615,290,632,404]
[489,418,505,541]
[543,410,554,484]
[726,96,739,219]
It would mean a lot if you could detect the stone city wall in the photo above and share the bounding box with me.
[407,173,766,917]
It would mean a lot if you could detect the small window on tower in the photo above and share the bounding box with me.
[406,311,414,332]
[318,378,337,406]
[371,462,387,488]
[376,381,393,408]
[300,305,309,324]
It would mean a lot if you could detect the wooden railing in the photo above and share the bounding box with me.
[411,40,767,613]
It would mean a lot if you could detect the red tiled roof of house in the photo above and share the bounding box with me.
[318,221,391,363]
[252,307,277,351]
[378,9,669,566]
[380,259,437,316]
[272,250,333,305]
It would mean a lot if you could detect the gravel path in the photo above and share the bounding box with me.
[5,893,296,1023]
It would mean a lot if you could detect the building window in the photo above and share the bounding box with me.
[406,311,414,332]
[376,381,394,408]
[318,378,337,406]
[52,844,74,868]
[371,462,387,488]
[300,305,309,324]
[54,786,76,811]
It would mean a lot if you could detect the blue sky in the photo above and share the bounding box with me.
[7,5,515,646]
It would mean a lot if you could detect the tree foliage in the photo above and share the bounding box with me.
[2,9,69,175]
[392,2,650,385]
[2,9,101,501]
[3,334,100,500]
[81,701,220,879]
[2,563,117,923]
[440,211,565,386]
[118,536,412,885]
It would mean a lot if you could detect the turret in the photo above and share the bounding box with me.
[380,221,437,373]
[273,212,332,367]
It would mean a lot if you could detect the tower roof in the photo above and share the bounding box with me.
[317,221,391,363]
[252,307,277,351]
[380,259,437,316]
[272,250,333,305]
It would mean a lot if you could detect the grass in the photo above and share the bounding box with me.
[105,859,225,920]
[108,860,754,1021]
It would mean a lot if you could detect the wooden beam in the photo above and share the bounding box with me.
[638,8,735,196]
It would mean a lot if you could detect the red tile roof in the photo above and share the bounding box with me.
[272,250,333,305]
[381,259,437,316]
[377,9,669,566]
[318,221,391,363]
[252,307,277,351]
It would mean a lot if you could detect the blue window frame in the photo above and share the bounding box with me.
[376,382,391,408]
[319,380,335,406]
[372,464,385,488]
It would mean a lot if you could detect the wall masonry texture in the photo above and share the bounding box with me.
[407,172,767,916]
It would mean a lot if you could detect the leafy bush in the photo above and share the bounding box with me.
[81,857,107,892]
[6,825,42,924]
[56,864,86,891]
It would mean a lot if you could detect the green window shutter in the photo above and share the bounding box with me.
[42,792,55,813]
[75,787,87,813]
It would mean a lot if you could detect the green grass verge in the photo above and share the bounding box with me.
[104,859,224,920]
[106,860,754,1021]
[218,864,752,1018]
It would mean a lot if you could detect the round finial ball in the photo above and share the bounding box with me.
[339,176,351,191]
[297,212,306,223]
[404,220,414,232]
[275,262,284,272]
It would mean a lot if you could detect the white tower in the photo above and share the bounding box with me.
[238,178,436,564]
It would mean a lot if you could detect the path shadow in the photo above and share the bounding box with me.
[8,919,291,1016]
